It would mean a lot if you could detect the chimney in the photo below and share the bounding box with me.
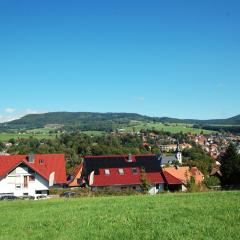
[128,154,132,162]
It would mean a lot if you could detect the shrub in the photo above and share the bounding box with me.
[204,176,221,188]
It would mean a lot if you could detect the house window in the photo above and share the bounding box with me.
[15,183,21,189]
[118,168,124,175]
[35,190,43,194]
[104,169,110,175]
[39,159,44,165]
[29,168,35,174]
[131,168,138,174]
[29,175,35,182]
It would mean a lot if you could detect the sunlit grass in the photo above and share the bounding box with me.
[0,191,239,240]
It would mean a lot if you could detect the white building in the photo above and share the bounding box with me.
[0,154,66,198]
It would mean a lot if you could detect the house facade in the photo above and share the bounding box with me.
[0,154,66,198]
[72,154,183,194]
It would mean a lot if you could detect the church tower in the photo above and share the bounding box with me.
[175,142,182,164]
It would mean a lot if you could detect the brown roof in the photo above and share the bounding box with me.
[164,166,204,185]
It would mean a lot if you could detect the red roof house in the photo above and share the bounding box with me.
[0,154,66,197]
[74,154,184,193]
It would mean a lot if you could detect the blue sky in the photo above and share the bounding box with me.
[0,0,239,122]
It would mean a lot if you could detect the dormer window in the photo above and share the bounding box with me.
[29,175,35,181]
[28,154,34,163]
[131,168,138,174]
[104,169,110,175]
[118,168,124,175]
[39,159,45,165]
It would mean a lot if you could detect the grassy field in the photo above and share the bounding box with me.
[0,132,56,141]
[0,191,239,240]
[125,122,216,134]
[81,130,105,136]
[0,127,60,141]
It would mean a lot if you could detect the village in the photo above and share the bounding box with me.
[1,128,239,200]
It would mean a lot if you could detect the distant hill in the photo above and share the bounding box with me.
[159,115,240,125]
[0,112,153,132]
[0,112,240,132]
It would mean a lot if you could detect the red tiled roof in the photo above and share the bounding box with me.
[162,171,183,185]
[0,154,66,184]
[90,167,165,187]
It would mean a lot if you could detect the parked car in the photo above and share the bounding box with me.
[36,195,47,200]
[19,195,35,200]
[0,195,20,201]
[60,191,78,198]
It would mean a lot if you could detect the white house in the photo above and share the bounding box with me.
[0,154,66,198]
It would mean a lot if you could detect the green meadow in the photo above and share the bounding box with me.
[125,122,216,134]
[0,191,239,240]
[0,132,56,141]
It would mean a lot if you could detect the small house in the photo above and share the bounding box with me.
[0,154,67,198]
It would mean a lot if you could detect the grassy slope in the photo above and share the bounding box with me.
[0,191,239,240]
[0,132,56,141]
[0,128,58,141]
[125,122,216,134]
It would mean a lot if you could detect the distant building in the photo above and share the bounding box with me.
[68,162,84,188]
[158,143,182,165]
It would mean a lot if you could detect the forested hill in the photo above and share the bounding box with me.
[160,115,240,125]
[0,112,240,132]
[0,112,154,131]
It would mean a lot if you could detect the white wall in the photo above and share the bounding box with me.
[0,165,49,197]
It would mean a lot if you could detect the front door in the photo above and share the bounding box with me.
[24,176,28,188]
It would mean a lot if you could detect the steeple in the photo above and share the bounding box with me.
[176,141,181,153]
[175,141,182,164]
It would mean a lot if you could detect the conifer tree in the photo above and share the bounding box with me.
[220,143,240,186]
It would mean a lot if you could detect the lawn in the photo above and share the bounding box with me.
[125,122,216,134]
[0,191,239,240]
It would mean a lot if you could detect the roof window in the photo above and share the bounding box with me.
[39,159,45,165]
[131,168,138,174]
[118,168,124,175]
[104,169,110,175]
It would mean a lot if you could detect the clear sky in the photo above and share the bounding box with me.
[0,0,239,122]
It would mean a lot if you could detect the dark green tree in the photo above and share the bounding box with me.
[220,143,240,186]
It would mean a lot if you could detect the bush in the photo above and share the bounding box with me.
[186,176,209,192]
[204,176,221,188]
[49,188,141,197]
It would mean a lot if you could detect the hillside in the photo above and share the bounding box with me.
[0,191,239,240]
[0,112,153,132]
[159,115,240,125]
[0,112,240,132]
